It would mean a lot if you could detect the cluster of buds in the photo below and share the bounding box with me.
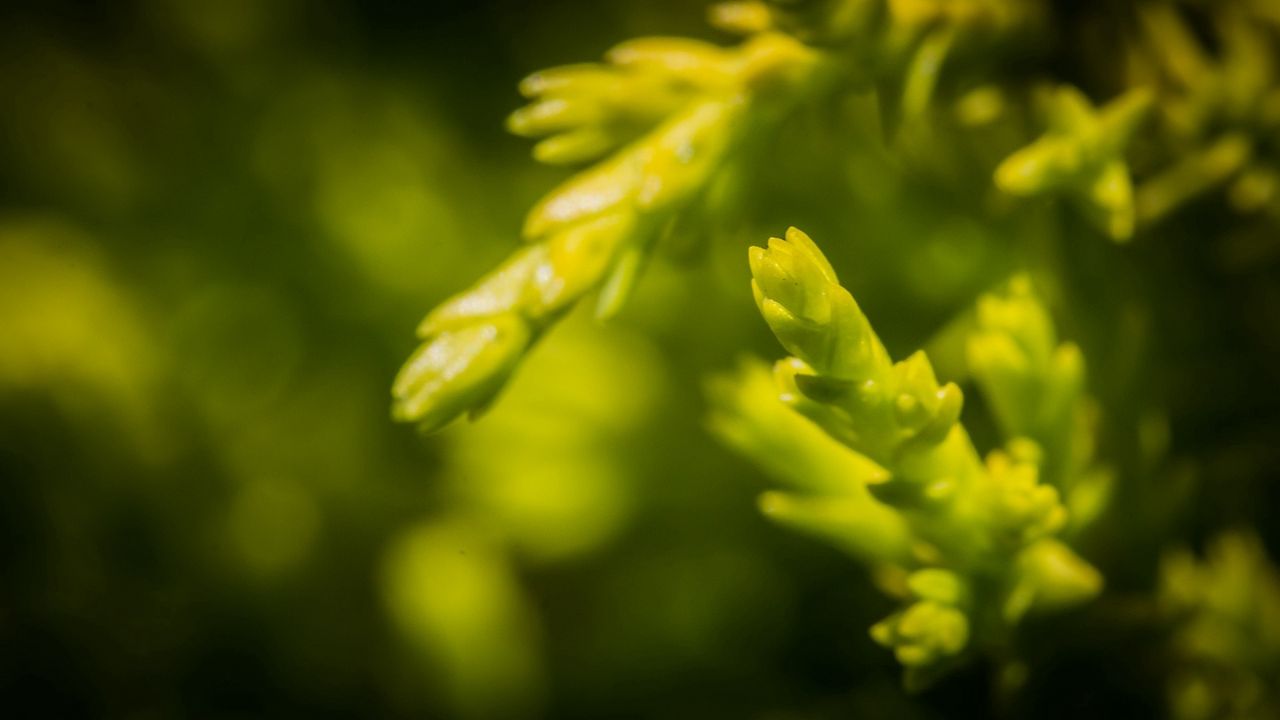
[871,569,970,673]
[964,275,1111,532]
[1159,532,1280,720]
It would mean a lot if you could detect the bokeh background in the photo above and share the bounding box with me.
[2,1,1279,718]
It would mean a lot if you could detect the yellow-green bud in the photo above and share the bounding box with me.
[1004,538,1103,621]
[907,568,968,606]
[749,227,889,379]
[392,315,534,433]
[871,600,970,667]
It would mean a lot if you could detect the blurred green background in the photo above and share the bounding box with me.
[2,1,1279,718]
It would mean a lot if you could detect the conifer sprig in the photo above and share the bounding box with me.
[995,86,1154,242]
[393,34,821,431]
[715,227,1102,687]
